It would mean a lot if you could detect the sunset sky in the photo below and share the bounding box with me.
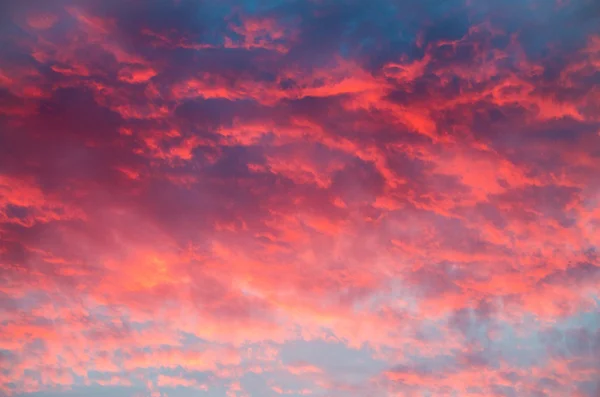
[1,0,599,396]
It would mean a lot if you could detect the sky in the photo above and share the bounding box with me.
[0,0,599,396]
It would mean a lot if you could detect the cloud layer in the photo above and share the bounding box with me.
[1,0,599,396]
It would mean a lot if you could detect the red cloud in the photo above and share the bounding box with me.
[1,1,599,396]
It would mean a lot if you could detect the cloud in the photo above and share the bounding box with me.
[1,0,599,396]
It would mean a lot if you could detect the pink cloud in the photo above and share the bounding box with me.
[1,1,599,396]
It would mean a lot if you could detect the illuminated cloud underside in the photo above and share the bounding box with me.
[0,0,599,396]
